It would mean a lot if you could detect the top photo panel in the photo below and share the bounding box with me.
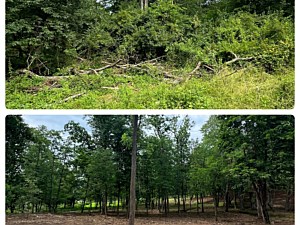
[6,0,294,109]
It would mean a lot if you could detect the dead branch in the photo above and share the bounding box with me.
[78,59,122,75]
[94,59,122,72]
[203,64,215,72]
[18,69,64,80]
[225,55,255,65]
[89,69,98,75]
[101,86,119,90]
[163,72,183,81]
[185,61,203,82]
[190,61,202,74]
[76,56,86,61]
[135,55,166,66]
[60,93,85,103]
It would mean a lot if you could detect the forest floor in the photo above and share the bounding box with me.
[6,210,294,225]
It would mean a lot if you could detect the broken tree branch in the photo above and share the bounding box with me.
[60,93,85,103]
[101,86,119,90]
[190,61,202,74]
[225,54,255,65]
[94,59,122,72]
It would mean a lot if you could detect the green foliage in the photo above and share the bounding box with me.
[109,0,191,61]
[168,12,294,71]
[218,115,294,189]
[6,0,101,74]
[6,115,295,218]
[6,0,294,109]
[6,66,294,109]
[222,0,294,16]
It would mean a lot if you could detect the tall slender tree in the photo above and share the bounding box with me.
[129,115,138,225]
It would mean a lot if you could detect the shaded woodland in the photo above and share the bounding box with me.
[6,115,294,224]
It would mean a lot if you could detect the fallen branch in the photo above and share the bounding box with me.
[135,55,166,66]
[190,61,202,74]
[185,61,203,82]
[60,93,85,103]
[225,52,255,65]
[163,72,183,82]
[101,86,119,90]
[94,59,122,72]
[78,59,122,75]
[203,64,215,72]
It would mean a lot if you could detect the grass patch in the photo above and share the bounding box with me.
[6,66,294,109]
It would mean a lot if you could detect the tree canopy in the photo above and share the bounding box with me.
[6,115,294,224]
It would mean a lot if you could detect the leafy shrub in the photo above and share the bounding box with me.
[112,0,192,62]
[168,12,294,71]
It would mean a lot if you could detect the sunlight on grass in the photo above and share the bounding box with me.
[6,66,294,109]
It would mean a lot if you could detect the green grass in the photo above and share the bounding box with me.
[6,66,294,109]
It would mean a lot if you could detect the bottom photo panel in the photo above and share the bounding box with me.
[5,115,294,225]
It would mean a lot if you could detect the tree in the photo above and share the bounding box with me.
[6,116,32,213]
[6,0,101,75]
[129,115,138,225]
[192,116,226,221]
[88,116,132,215]
[87,148,117,215]
[64,121,94,213]
[218,115,294,224]
[171,116,193,213]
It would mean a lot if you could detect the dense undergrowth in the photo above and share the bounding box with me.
[6,0,294,109]
[6,65,294,109]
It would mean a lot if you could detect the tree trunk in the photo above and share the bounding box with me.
[102,189,107,215]
[177,194,180,214]
[253,181,271,224]
[117,186,120,216]
[249,192,254,209]
[99,196,102,213]
[201,193,204,213]
[164,195,167,215]
[81,177,90,213]
[285,189,292,211]
[49,155,55,212]
[214,194,218,222]
[167,196,169,213]
[224,184,229,212]
[129,115,138,225]
[182,192,186,212]
[145,0,148,9]
[141,0,148,10]
[239,193,244,210]
[196,193,199,214]
[234,191,237,209]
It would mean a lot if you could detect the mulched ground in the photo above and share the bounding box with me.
[6,210,294,225]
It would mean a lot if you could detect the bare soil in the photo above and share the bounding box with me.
[6,210,294,225]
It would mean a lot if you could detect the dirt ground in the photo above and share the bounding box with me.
[6,211,294,225]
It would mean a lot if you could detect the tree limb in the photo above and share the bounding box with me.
[225,55,255,65]
[190,61,202,74]
[60,93,85,103]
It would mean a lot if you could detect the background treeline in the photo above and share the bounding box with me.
[6,0,294,77]
[6,115,294,224]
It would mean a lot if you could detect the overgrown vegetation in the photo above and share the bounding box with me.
[5,0,295,109]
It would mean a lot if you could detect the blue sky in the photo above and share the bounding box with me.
[22,115,209,141]
[22,115,91,132]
